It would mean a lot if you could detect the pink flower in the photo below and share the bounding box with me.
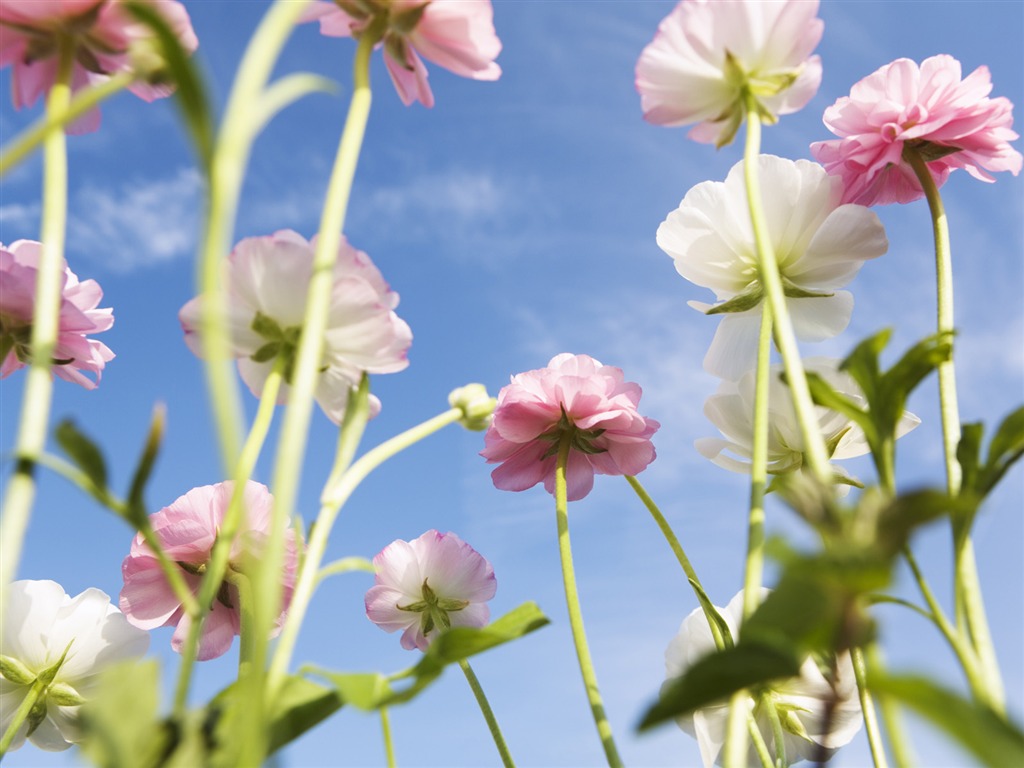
[303,0,501,107]
[178,230,412,425]
[0,239,114,389]
[636,0,823,146]
[365,530,496,651]
[0,0,198,133]
[119,480,300,661]
[481,353,660,502]
[810,55,1023,206]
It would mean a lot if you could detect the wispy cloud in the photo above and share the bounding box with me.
[0,202,41,241]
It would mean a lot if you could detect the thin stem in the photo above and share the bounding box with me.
[0,679,46,756]
[554,435,624,768]
[1,40,74,593]
[380,706,396,768]
[743,303,773,618]
[459,659,516,768]
[852,647,889,768]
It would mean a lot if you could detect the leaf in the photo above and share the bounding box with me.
[868,674,1024,768]
[688,578,734,649]
[79,660,168,768]
[957,422,985,500]
[839,329,890,405]
[265,677,344,755]
[877,331,952,428]
[55,420,108,494]
[804,372,873,441]
[705,285,763,316]
[874,489,959,555]
[126,405,166,524]
[980,406,1024,497]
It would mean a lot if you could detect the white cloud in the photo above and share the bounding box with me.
[0,202,41,240]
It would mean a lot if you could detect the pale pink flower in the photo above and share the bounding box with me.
[636,0,823,146]
[366,530,496,651]
[119,481,300,661]
[481,353,660,502]
[1,580,148,752]
[303,0,501,107]
[0,0,198,133]
[0,239,114,389]
[810,55,1023,206]
[179,230,412,425]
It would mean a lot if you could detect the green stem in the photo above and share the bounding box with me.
[380,706,396,768]
[0,71,133,177]
[233,570,256,671]
[852,647,889,768]
[762,693,786,768]
[459,659,516,768]
[0,40,74,593]
[903,146,1003,713]
[554,435,623,768]
[0,678,46,756]
[743,303,773,618]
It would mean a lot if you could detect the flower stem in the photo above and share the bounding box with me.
[0,40,74,594]
[743,303,773,618]
[903,146,1003,712]
[0,678,46,756]
[851,647,889,768]
[380,706,396,768]
[554,435,623,768]
[459,659,516,768]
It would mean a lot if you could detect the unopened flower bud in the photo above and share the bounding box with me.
[46,681,87,707]
[448,383,496,431]
[0,655,37,686]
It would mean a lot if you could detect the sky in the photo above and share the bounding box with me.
[1,1,1022,766]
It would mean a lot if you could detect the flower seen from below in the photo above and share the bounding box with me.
[178,229,412,425]
[0,240,114,389]
[119,480,300,661]
[657,155,888,381]
[365,530,496,651]
[665,589,862,767]
[636,0,823,146]
[810,54,1022,206]
[0,0,198,133]
[695,357,920,486]
[303,0,501,107]
[0,580,149,752]
[481,353,659,502]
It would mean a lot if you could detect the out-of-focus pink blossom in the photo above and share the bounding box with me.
[636,0,823,146]
[811,54,1022,206]
[481,354,660,502]
[0,0,198,132]
[303,0,501,107]
[0,239,114,389]
[178,230,412,425]
[119,481,300,662]
[365,529,496,651]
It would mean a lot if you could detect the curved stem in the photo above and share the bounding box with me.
[554,435,623,768]
[380,706,396,768]
[1,40,74,593]
[459,659,516,768]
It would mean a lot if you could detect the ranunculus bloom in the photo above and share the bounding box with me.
[0,580,149,752]
[119,480,300,661]
[179,230,412,425]
[695,357,920,483]
[0,0,198,133]
[636,0,823,146]
[810,54,1023,206]
[303,0,501,107]
[657,155,888,380]
[665,589,862,767]
[365,529,496,651]
[0,239,114,389]
[480,353,660,502]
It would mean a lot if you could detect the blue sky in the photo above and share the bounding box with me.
[2,1,1022,766]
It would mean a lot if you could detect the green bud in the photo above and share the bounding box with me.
[26,697,49,737]
[0,655,37,686]
[47,681,87,707]
[448,384,497,431]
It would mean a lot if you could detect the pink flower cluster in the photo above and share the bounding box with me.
[0,240,114,389]
[481,354,659,501]
[0,0,198,132]
[811,54,1022,206]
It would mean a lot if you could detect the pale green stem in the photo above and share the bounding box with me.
[0,71,133,177]
[459,659,516,768]
[747,710,774,768]
[866,643,914,767]
[852,647,889,768]
[902,146,1003,713]
[316,556,375,585]
[0,41,74,594]
[723,694,775,768]
[268,406,462,694]
[233,570,256,671]
[624,475,724,649]
[763,693,786,768]
[741,94,831,483]
[380,706,396,768]
[0,678,46,756]
[554,435,624,768]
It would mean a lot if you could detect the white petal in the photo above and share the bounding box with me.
[703,312,764,380]
[788,293,853,342]
[789,204,887,289]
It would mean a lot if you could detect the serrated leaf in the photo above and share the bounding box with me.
[55,420,109,494]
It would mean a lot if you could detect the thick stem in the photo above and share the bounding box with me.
[459,659,516,768]
[554,436,624,768]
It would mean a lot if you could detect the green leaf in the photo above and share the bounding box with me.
[874,489,959,555]
[126,405,166,524]
[868,674,1024,768]
[266,677,344,754]
[957,422,984,500]
[55,420,109,494]
[803,372,875,443]
[980,406,1024,497]
[839,329,890,405]
[688,578,734,649]
[705,285,763,316]
[877,331,952,428]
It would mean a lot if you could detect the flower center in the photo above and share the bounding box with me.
[396,579,470,641]
[534,405,607,459]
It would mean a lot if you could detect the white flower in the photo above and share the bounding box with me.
[657,155,888,380]
[695,357,920,483]
[665,589,862,767]
[0,580,149,752]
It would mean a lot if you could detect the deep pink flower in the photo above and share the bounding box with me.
[636,0,823,146]
[481,354,660,502]
[304,0,501,107]
[366,530,496,651]
[119,480,300,661]
[0,239,114,389]
[0,0,198,132]
[179,230,412,425]
[810,55,1023,206]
